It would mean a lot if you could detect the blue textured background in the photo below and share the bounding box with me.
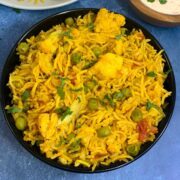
[0,0,180,179]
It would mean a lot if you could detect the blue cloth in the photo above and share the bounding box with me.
[0,0,180,179]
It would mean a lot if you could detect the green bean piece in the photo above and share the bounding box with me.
[87,98,99,111]
[71,52,82,65]
[113,91,124,101]
[131,108,143,122]
[65,17,74,26]
[126,144,140,156]
[15,116,27,131]
[97,126,111,138]
[17,42,29,54]
[122,87,132,98]
[92,47,102,57]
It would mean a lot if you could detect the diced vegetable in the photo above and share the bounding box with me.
[84,80,96,90]
[88,98,99,111]
[126,144,140,156]
[97,126,111,138]
[15,116,27,131]
[113,91,124,101]
[131,108,143,122]
[17,42,29,54]
[65,17,74,26]
[92,47,102,57]
[121,87,132,98]
[71,52,82,65]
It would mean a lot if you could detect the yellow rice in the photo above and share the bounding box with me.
[7,8,171,171]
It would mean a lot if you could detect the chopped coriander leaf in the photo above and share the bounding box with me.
[69,139,81,152]
[21,90,30,101]
[77,96,81,103]
[146,100,155,111]
[121,28,127,35]
[146,71,157,77]
[56,107,67,115]
[115,34,122,40]
[104,94,115,108]
[66,133,75,142]
[147,0,155,2]
[88,23,94,31]
[61,107,73,120]
[57,77,68,99]
[7,106,22,113]
[63,30,73,39]
[57,86,65,99]
[82,60,97,70]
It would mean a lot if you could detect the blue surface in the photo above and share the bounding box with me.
[0,0,180,179]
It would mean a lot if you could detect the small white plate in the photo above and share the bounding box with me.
[0,0,78,10]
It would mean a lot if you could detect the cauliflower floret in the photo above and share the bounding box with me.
[90,53,123,80]
[94,8,125,34]
[38,113,58,139]
[38,31,60,54]
[113,40,123,55]
[76,126,96,147]
[38,52,53,75]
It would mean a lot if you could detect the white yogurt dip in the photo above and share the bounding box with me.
[141,0,180,15]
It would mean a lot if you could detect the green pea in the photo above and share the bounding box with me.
[92,47,102,57]
[71,52,82,65]
[17,42,29,54]
[65,17,74,26]
[15,116,27,131]
[113,91,124,101]
[88,98,99,111]
[122,87,132,98]
[84,80,96,90]
[97,126,111,138]
[131,108,143,122]
[126,144,140,156]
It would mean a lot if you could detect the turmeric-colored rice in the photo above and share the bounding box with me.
[6,8,171,171]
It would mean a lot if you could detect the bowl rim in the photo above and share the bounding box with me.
[0,8,176,173]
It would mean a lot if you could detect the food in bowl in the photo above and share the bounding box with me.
[6,8,171,171]
[18,0,44,4]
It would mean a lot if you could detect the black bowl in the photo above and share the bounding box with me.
[0,8,176,173]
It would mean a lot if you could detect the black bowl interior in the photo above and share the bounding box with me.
[0,8,176,173]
